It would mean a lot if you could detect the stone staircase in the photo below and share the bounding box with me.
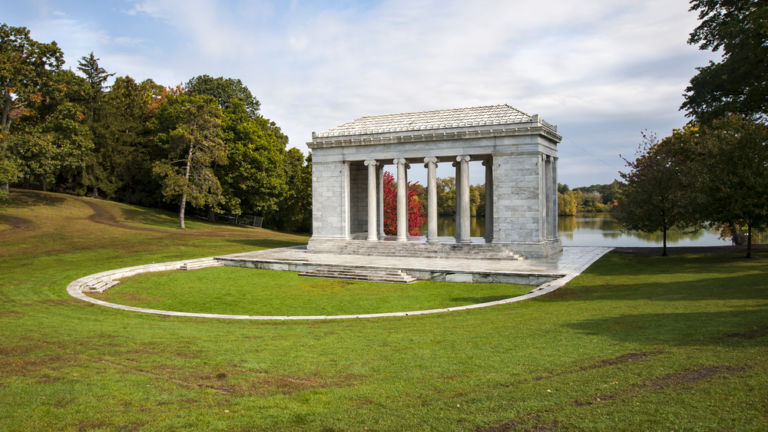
[308,240,525,260]
[179,258,223,271]
[82,279,120,293]
[299,265,417,283]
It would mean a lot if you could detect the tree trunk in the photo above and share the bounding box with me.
[746,225,752,259]
[92,186,99,198]
[207,208,215,222]
[662,224,668,256]
[179,144,194,229]
[179,191,187,229]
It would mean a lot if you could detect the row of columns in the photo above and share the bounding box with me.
[364,156,476,244]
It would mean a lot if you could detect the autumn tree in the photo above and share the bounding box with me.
[382,171,425,236]
[0,24,63,197]
[682,0,768,122]
[615,130,695,256]
[152,94,226,228]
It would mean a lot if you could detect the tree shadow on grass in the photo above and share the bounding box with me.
[550,273,768,303]
[226,239,307,249]
[565,308,768,347]
[3,189,66,208]
[583,250,767,277]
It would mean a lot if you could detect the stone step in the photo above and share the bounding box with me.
[179,259,223,271]
[83,280,120,293]
[298,266,417,284]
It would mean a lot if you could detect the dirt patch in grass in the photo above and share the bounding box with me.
[480,364,746,432]
[0,214,34,234]
[531,352,657,383]
[231,372,363,396]
[722,326,768,340]
[81,199,169,233]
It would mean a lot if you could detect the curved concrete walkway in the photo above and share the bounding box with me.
[66,247,612,320]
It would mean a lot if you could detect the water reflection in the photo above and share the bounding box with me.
[558,214,729,247]
[419,214,734,247]
[420,216,485,237]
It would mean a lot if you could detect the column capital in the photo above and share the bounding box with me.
[423,156,438,165]
[393,158,407,165]
[364,159,378,167]
[456,155,471,163]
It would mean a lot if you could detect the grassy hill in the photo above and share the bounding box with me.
[1,189,766,431]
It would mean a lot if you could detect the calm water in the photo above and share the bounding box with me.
[421,214,731,247]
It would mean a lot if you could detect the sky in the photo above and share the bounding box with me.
[3,0,717,187]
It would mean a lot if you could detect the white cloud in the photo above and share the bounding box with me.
[22,0,718,186]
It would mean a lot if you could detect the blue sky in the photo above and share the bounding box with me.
[3,0,716,187]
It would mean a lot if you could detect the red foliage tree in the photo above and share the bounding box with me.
[382,171,425,236]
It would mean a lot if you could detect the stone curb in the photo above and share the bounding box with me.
[66,248,612,320]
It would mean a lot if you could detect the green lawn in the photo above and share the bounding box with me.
[93,267,531,316]
[1,189,766,431]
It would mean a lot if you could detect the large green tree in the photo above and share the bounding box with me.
[616,130,697,256]
[186,75,288,219]
[682,0,768,122]
[90,76,163,201]
[693,115,768,257]
[152,94,226,229]
[9,101,93,191]
[186,74,260,118]
[0,23,63,197]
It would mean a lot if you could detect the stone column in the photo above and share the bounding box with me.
[453,161,462,242]
[483,158,493,243]
[553,157,559,240]
[424,156,438,243]
[364,159,378,241]
[377,165,385,238]
[395,158,408,242]
[457,155,471,243]
[546,156,554,240]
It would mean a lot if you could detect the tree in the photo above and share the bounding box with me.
[382,171,425,236]
[615,130,695,256]
[9,101,93,190]
[76,52,115,197]
[269,148,312,232]
[693,115,768,258]
[152,94,226,228]
[682,0,768,122]
[557,190,580,215]
[186,75,260,118]
[91,76,161,201]
[0,24,63,197]
[436,177,455,215]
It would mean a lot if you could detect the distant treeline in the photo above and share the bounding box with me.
[557,181,621,215]
[1,24,311,232]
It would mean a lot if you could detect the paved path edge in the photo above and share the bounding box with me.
[66,248,613,320]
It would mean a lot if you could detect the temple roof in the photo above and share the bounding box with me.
[314,104,553,138]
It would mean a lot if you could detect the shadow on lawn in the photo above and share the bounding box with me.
[3,189,66,208]
[566,308,768,347]
[227,239,307,249]
[551,273,768,303]
[584,250,766,277]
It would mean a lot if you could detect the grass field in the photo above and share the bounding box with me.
[1,189,766,431]
[92,267,532,316]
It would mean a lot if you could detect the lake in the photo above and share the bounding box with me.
[421,214,732,247]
